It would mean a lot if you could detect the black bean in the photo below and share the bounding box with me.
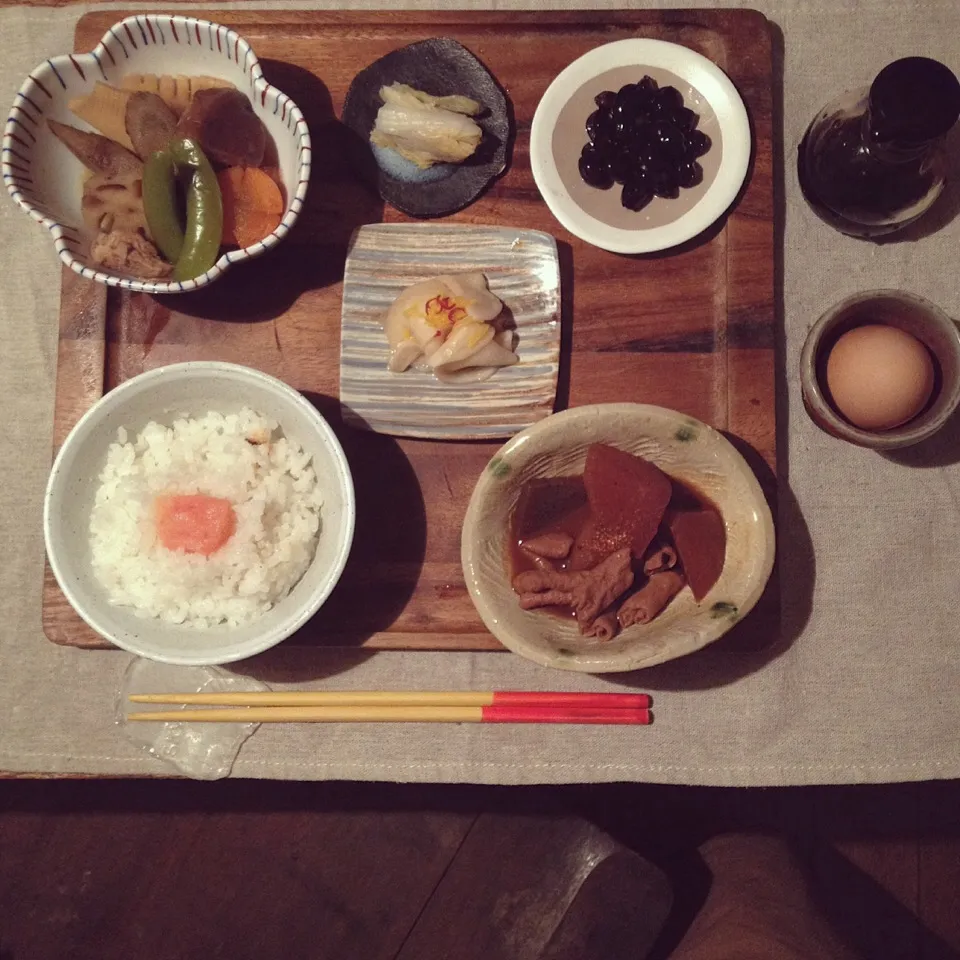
[579,75,703,201]
[625,170,653,197]
[631,89,655,112]
[677,160,703,188]
[653,169,680,199]
[612,115,635,141]
[686,130,712,158]
[630,133,656,161]
[588,140,614,162]
[585,110,609,142]
[592,144,615,166]
[673,107,698,132]
[609,149,635,185]
[633,153,666,180]
[615,82,647,119]
[594,90,616,111]
[622,181,654,211]
[630,111,656,136]
[651,121,687,161]
[656,85,684,112]
[579,147,614,189]
[638,75,659,96]
[593,131,615,154]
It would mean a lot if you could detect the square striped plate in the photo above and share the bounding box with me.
[339,223,561,440]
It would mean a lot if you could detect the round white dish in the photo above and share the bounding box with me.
[45,362,355,666]
[461,403,775,673]
[530,39,751,254]
[3,14,310,294]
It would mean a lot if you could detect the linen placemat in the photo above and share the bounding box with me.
[2,0,959,784]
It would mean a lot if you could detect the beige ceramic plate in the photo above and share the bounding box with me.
[339,223,561,439]
[461,404,775,673]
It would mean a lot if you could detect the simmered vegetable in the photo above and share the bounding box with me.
[142,151,183,262]
[143,138,223,281]
[47,120,142,178]
[120,74,235,116]
[50,70,282,282]
[90,231,171,279]
[81,172,148,237]
[217,166,284,248]
[68,82,136,152]
[125,92,178,161]
[174,139,223,281]
[177,88,266,167]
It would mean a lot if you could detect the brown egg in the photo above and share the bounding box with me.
[825,324,935,430]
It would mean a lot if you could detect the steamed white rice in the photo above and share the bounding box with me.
[89,407,323,628]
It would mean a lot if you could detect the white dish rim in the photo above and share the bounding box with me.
[530,38,751,254]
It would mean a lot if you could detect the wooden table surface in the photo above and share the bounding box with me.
[3,778,960,959]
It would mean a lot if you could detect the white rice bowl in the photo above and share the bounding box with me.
[90,407,323,628]
[45,361,355,666]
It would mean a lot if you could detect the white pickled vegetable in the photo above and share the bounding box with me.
[435,335,519,374]
[386,338,423,373]
[433,333,520,383]
[370,82,483,168]
[428,321,495,369]
[380,272,519,382]
[442,273,503,323]
[380,84,481,116]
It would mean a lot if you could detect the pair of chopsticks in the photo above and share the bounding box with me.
[127,690,652,725]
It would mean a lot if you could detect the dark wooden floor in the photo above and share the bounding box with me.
[2,779,959,960]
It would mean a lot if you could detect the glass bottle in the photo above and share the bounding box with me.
[798,57,960,239]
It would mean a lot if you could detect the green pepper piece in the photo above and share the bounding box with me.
[142,150,184,264]
[168,138,223,283]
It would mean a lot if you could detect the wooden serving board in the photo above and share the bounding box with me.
[45,9,777,652]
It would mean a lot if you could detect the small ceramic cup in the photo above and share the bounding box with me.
[800,290,960,450]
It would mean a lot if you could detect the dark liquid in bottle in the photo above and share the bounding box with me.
[797,121,936,239]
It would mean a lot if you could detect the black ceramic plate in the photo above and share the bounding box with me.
[341,37,511,218]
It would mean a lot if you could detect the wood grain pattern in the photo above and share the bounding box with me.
[5,781,960,958]
[395,813,671,960]
[0,779,480,959]
[44,9,776,653]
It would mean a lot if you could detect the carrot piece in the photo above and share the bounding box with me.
[218,167,245,246]
[260,166,286,195]
[217,166,284,249]
[155,493,237,556]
